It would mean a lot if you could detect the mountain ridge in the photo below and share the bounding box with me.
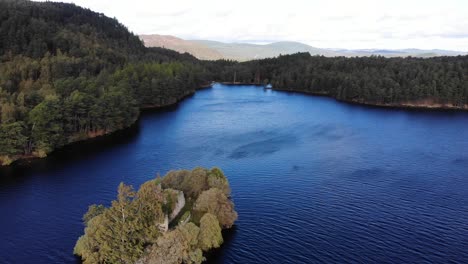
[140,34,467,61]
[140,34,224,60]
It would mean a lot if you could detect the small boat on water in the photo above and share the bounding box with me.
[264,84,273,89]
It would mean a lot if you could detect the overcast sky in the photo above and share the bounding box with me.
[36,0,468,51]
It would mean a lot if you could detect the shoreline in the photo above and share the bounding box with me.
[271,88,468,112]
[217,82,468,111]
[220,82,264,86]
[3,82,467,167]
[0,85,211,167]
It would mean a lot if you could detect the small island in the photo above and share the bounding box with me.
[74,167,237,264]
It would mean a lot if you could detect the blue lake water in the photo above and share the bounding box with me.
[1,84,468,263]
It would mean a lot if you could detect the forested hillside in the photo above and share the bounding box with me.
[0,0,210,165]
[218,53,468,108]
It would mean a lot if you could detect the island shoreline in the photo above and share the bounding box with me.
[0,85,210,167]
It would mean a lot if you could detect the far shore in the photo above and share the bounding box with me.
[3,82,467,167]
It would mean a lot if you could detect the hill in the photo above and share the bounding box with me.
[140,35,340,61]
[190,40,340,60]
[330,48,467,58]
[0,0,210,165]
[140,34,224,60]
[140,35,467,61]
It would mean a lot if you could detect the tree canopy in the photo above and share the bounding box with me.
[0,0,210,165]
[213,53,468,108]
[2,0,468,166]
[74,167,237,264]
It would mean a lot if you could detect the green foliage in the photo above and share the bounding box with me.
[198,213,223,251]
[0,0,144,59]
[162,168,209,199]
[4,0,468,167]
[82,204,105,226]
[0,121,27,156]
[28,96,64,155]
[213,53,468,107]
[162,188,179,215]
[74,182,165,263]
[0,1,207,163]
[75,168,237,264]
[161,167,231,200]
[180,211,191,224]
[207,167,231,196]
[74,215,106,264]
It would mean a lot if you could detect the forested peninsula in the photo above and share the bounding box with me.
[1,0,468,166]
[218,53,468,110]
[74,167,237,264]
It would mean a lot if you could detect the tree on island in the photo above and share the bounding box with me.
[74,167,237,264]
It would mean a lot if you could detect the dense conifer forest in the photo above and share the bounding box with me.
[1,0,468,165]
[218,53,468,108]
[0,0,211,164]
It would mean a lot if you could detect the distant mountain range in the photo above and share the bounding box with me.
[140,35,224,60]
[140,34,467,61]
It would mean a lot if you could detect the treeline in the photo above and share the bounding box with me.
[74,167,237,264]
[0,1,209,164]
[216,53,468,107]
[2,0,468,165]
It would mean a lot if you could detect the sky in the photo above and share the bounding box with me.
[36,0,468,51]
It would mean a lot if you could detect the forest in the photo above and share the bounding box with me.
[217,53,468,108]
[1,0,468,165]
[0,0,212,164]
[74,167,237,264]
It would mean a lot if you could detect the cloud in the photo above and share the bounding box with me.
[33,0,468,51]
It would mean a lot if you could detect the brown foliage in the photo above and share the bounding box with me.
[193,188,238,228]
